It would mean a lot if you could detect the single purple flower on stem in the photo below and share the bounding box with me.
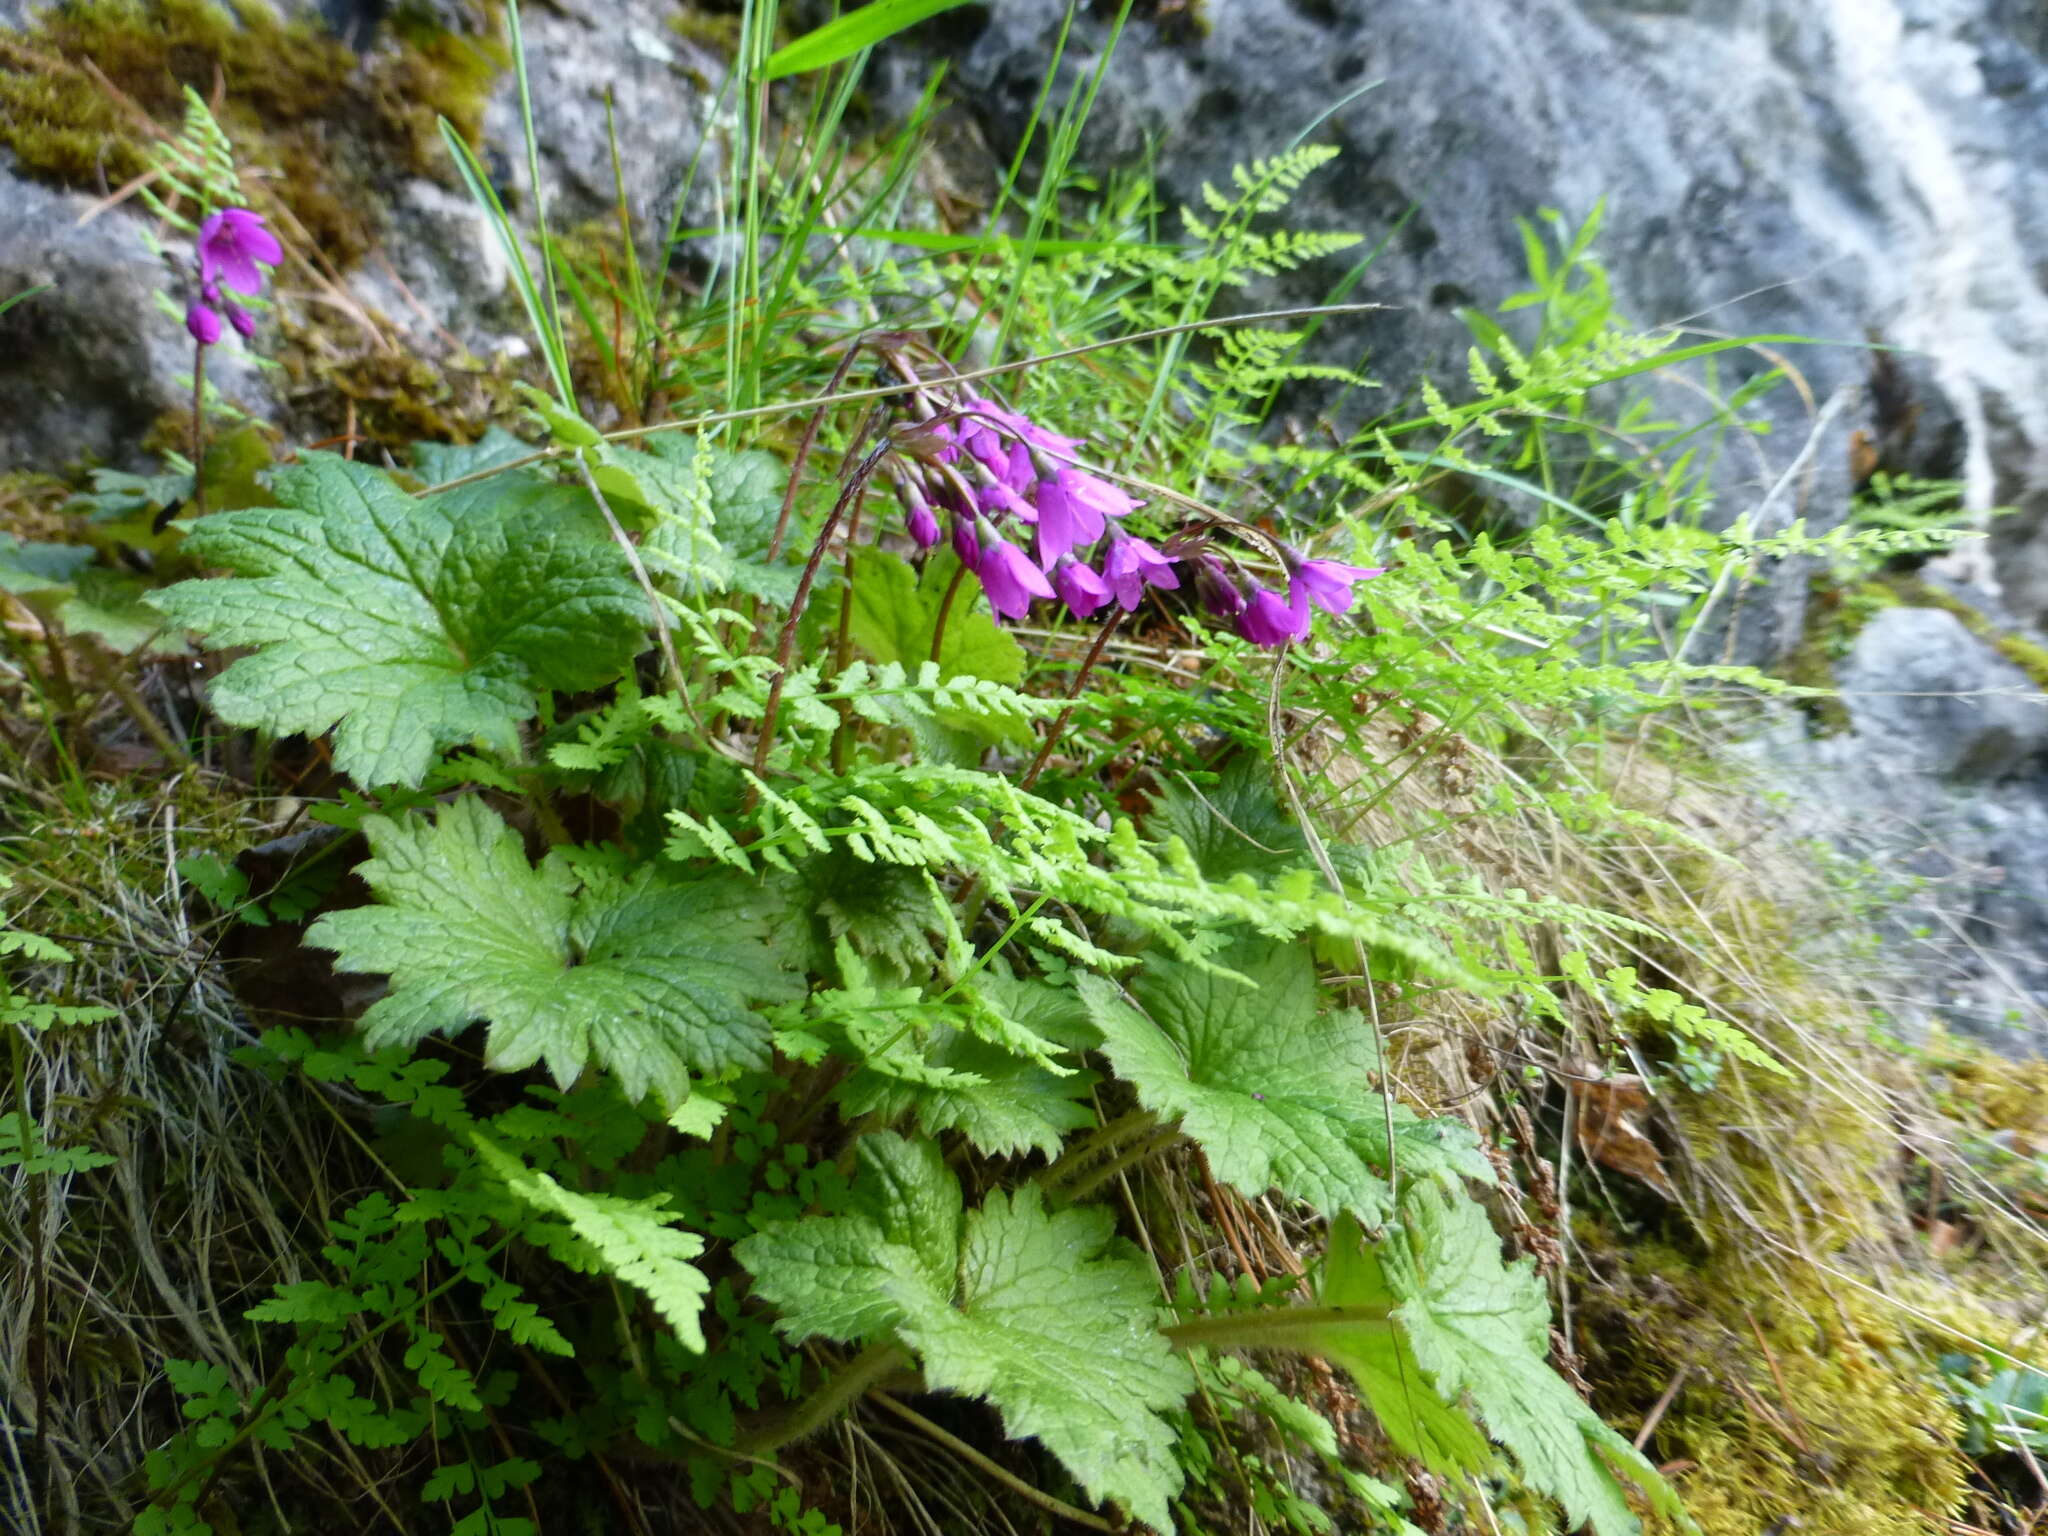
[197,208,283,295]
[185,300,223,346]
[1284,545,1386,616]
[1237,582,1311,648]
[1101,532,1179,613]
[1051,555,1113,619]
[1191,554,1248,622]
[226,303,258,340]
[1034,465,1142,568]
[977,529,1056,621]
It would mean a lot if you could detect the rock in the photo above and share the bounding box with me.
[1834,605,2048,780]
[910,0,2048,635]
[481,0,725,244]
[1748,603,2048,1054]
[0,166,275,472]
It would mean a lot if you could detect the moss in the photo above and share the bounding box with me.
[1874,573,2048,694]
[1777,577,1901,735]
[0,0,503,266]
[273,308,514,451]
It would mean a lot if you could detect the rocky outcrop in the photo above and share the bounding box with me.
[1747,599,2048,1053]
[910,0,2048,630]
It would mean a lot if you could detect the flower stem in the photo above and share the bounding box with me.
[749,437,895,796]
[1018,608,1124,794]
[766,344,865,563]
[927,558,971,666]
[828,490,867,774]
[189,337,208,519]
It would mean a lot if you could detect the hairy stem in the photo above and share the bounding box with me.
[1035,1107,1160,1191]
[1161,1303,1395,1355]
[734,1341,908,1459]
[1054,1126,1183,1205]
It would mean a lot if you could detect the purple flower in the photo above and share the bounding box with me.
[1191,555,1248,622]
[977,531,1055,621]
[957,395,1082,468]
[1034,466,1141,568]
[226,303,258,340]
[1101,533,1179,613]
[952,516,982,571]
[1237,583,1311,648]
[197,207,282,296]
[185,300,223,346]
[897,476,941,549]
[1284,547,1385,616]
[972,466,1037,524]
[1051,556,1113,619]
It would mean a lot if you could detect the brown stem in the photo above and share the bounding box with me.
[766,344,866,563]
[927,559,971,666]
[190,337,208,519]
[1017,609,1124,794]
[749,438,896,796]
[828,489,867,774]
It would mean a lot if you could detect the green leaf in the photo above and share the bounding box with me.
[0,532,91,599]
[847,546,1024,687]
[472,1133,710,1351]
[1143,757,1308,881]
[763,0,977,78]
[1312,1194,1693,1536]
[632,435,799,602]
[150,454,650,788]
[411,426,538,485]
[737,1133,1194,1530]
[841,978,1097,1157]
[1079,941,1490,1224]
[306,797,798,1105]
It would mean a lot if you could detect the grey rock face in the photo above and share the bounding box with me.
[923,0,2048,624]
[0,168,275,472]
[1835,605,2048,780]
[1752,606,2048,1054]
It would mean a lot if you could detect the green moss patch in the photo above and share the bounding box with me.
[0,0,502,265]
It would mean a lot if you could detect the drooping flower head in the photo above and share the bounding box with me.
[1034,465,1142,568]
[186,207,281,349]
[1100,532,1179,613]
[1237,582,1311,648]
[1282,544,1385,617]
[1190,554,1248,622]
[977,525,1056,621]
[1051,555,1113,619]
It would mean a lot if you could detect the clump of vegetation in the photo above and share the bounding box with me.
[4,4,2044,1535]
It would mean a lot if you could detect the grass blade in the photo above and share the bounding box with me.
[765,0,977,79]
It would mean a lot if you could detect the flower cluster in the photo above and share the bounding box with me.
[887,386,1384,646]
[184,208,282,347]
